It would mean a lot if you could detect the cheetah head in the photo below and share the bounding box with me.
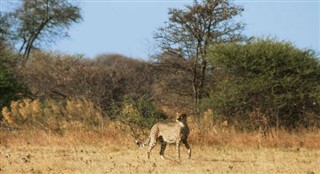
[176,113,187,122]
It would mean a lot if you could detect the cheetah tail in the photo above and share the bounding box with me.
[135,137,150,148]
[135,139,144,147]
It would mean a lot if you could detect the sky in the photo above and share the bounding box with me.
[1,0,319,59]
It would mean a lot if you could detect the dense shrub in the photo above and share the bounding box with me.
[109,96,167,138]
[0,44,27,119]
[206,38,320,129]
[19,52,155,115]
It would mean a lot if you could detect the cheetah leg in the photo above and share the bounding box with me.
[147,146,154,159]
[147,138,156,159]
[159,136,167,159]
[182,140,191,159]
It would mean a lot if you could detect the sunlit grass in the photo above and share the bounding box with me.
[1,98,319,173]
[0,137,319,174]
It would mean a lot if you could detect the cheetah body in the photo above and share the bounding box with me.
[137,113,191,160]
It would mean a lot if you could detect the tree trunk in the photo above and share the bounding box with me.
[192,58,199,115]
[21,17,51,66]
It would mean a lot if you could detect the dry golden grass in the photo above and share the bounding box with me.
[0,128,319,174]
[2,98,104,134]
[1,100,320,173]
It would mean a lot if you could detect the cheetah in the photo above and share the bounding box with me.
[136,113,191,160]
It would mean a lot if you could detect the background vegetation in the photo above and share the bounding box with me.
[206,39,320,130]
[0,0,319,147]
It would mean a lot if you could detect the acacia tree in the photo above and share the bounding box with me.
[3,0,82,65]
[0,14,10,42]
[154,0,245,114]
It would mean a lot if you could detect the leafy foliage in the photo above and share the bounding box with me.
[207,38,320,128]
[106,96,167,138]
[0,45,27,117]
[116,96,167,129]
[2,0,82,63]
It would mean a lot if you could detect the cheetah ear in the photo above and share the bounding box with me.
[176,112,187,118]
[175,112,181,119]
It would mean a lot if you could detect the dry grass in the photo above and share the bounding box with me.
[0,127,320,174]
[0,136,319,173]
[2,98,104,134]
[1,99,320,173]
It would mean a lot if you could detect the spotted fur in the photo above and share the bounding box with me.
[136,113,191,160]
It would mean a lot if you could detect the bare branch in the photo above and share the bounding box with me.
[154,0,245,114]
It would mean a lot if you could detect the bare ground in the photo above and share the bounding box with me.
[0,142,319,174]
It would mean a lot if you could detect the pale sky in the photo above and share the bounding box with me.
[2,0,320,59]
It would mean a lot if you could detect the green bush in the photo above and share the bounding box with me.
[117,96,166,129]
[0,47,27,118]
[206,38,320,129]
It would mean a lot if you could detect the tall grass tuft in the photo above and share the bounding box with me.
[1,97,104,134]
